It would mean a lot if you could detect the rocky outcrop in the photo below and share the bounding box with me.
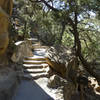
[0,67,18,100]
[46,45,79,100]
[47,74,66,89]
[0,11,9,55]
[0,7,9,65]
[46,45,71,63]
[46,58,67,78]
[11,40,33,63]
[0,0,13,65]
[46,45,69,78]
[46,45,100,100]
[46,45,79,79]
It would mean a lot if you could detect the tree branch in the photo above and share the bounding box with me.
[41,0,59,11]
[29,0,41,3]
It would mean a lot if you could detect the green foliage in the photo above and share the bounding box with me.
[62,32,74,47]
[11,0,100,61]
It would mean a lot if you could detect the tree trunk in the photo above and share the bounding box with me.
[58,23,66,44]
[72,10,100,82]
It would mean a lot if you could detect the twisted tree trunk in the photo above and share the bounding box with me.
[72,9,100,82]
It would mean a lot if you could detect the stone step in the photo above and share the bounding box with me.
[23,66,50,73]
[34,48,47,51]
[23,68,46,73]
[34,50,46,53]
[23,68,45,72]
[23,60,47,64]
[32,43,41,46]
[23,63,49,69]
[23,65,43,69]
[19,73,49,80]
[27,38,38,42]
[24,56,46,61]
[24,70,46,74]
[32,46,48,49]
[33,53,46,57]
[33,49,47,54]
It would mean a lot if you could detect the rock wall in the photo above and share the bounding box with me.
[0,0,13,65]
[0,2,18,100]
[11,40,33,63]
[0,7,9,56]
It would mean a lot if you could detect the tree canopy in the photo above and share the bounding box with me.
[10,0,100,81]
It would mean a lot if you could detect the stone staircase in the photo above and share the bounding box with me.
[12,38,64,100]
[20,40,50,80]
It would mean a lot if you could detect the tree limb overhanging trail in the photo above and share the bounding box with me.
[29,0,41,3]
[29,0,100,81]
[29,0,59,11]
[58,23,66,44]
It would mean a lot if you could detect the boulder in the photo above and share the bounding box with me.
[46,45,79,79]
[46,58,67,78]
[11,40,33,63]
[46,45,70,78]
[46,45,71,64]
[46,45,79,100]
[47,74,67,89]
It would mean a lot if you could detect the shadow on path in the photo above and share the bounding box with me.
[12,80,54,100]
